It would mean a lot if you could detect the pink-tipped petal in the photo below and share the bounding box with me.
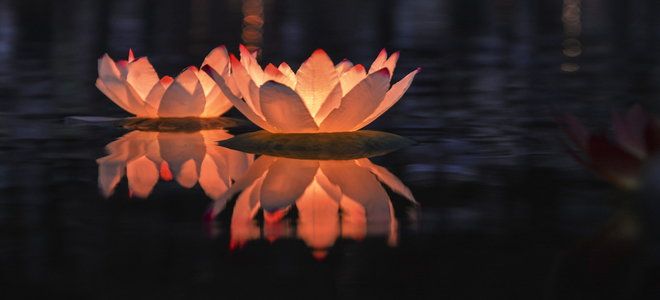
[202,46,230,74]
[230,55,263,117]
[368,49,388,74]
[205,66,276,132]
[144,76,173,110]
[278,62,297,87]
[355,68,420,130]
[319,68,391,132]
[158,68,206,117]
[335,59,354,75]
[294,49,339,116]
[260,81,319,133]
[383,51,399,79]
[265,63,295,88]
[128,49,135,63]
[239,44,265,85]
[339,64,367,96]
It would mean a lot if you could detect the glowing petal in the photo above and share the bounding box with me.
[355,158,416,202]
[204,66,276,132]
[335,59,354,75]
[126,57,160,100]
[264,63,295,88]
[368,49,388,74]
[278,63,297,87]
[294,49,339,116]
[229,55,263,117]
[355,68,420,130]
[296,177,340,251]
[338,64,367,96]
[260,81,319,133]
[202,46,229,74]
[144,76,174,111]
[158,67,206,117]
[319,68,390,132]
[177,159,199,188]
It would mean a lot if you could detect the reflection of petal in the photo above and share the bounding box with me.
[177,159,199,188]
[157,132,206,176]
[297,177,340,252]
[126,156,159,198]
[260,158,319,211]
[339,196,367,240]
[199,154,230,200]
[355,159,416,202]
[320,160,392,225]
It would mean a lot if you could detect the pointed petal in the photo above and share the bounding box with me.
[128,49,135,63]
[259,158,319,211]
[126,57,159,99]
[265,63,295,88]
[202,45,229,74]
[294,49,339,116]
[339,64,367,96]
[368,49,388,74]
[158,67,206,117]
[176,159,199,188]
[144,76,173,111]
[278,62,297,87]
[204,66,276,132]
[157,132,206,182]
[355,68,420,130]
[383,51,399,79]
[335,59,354,75]
[319,68,391,132]
[98,54,121,80]
[239,44,265,85]
[229,55,263,117]
[260,81,319,133]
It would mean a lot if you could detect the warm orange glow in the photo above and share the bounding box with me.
[96,47,235,118]
[211,155,417,255]
[204,47,420,133]
[97,130,253,199]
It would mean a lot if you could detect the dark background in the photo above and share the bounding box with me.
[1,0,660,299]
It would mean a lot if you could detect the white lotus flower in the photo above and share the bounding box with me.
[204,46,420,133]
[96,46,238,118]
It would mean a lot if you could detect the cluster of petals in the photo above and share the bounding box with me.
[97,130,253,199]
[206,155,417,256]
[96,47,237,118]
[204,46,420,133]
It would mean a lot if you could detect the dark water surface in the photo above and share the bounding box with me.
[2,0,660,299]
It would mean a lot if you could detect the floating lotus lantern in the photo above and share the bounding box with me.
[97,130,253,199]
[560,105,660,190]
[204,46,420,133]
[207,155,417,258]
[96,46,237,118]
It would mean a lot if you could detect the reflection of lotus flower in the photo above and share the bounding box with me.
[205,46,420,133]
[561,105,660,190]
[96,47,238,118]
[97,130,253,199]
[208,155,416,258]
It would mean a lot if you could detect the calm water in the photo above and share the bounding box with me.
[2,0,660,299]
